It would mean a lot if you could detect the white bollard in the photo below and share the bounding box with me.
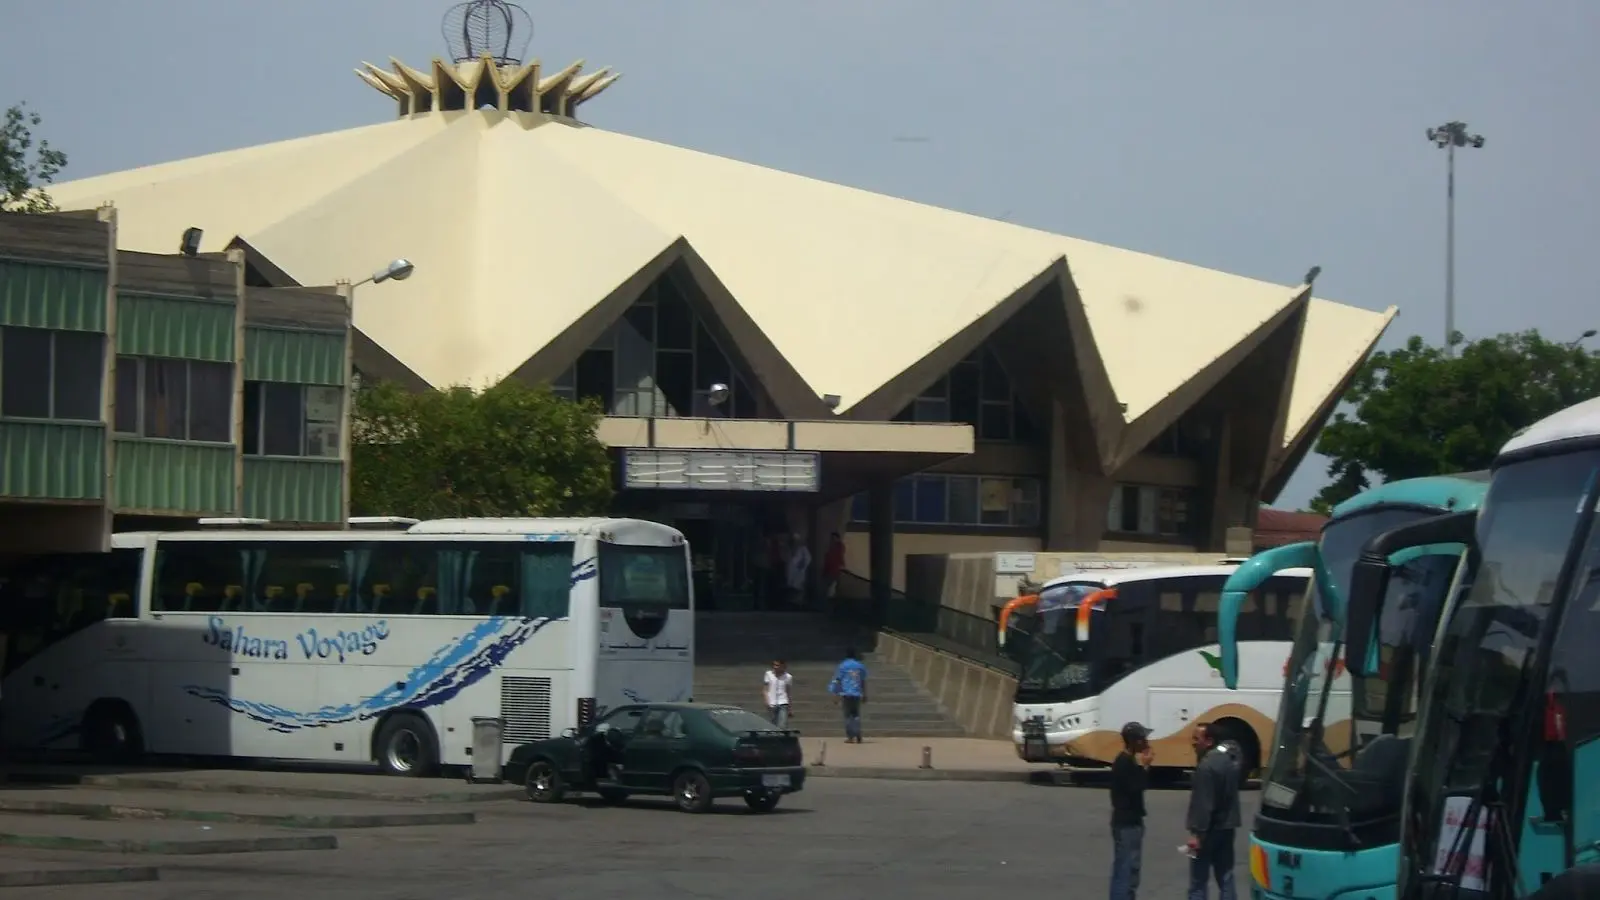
[921,745,933,769]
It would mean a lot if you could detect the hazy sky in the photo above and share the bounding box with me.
[6,1,1598,509]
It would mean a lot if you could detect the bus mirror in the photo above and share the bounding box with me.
[1344,557,1388,676]
[1217,541,1317,691]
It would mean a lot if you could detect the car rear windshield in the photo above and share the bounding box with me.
[707,708,784,734]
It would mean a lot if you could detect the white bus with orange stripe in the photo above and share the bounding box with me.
[1000,563,1311,776]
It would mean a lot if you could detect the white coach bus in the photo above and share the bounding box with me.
[1001,563,1313,777]
[0,517,693,776]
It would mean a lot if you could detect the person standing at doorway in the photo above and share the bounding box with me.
[822,533,846,602]
[786,534,811,607]
[828,648,867,742]
[762,659,793,728]
[1109,722,1154,900]
[1185,722,1242,900]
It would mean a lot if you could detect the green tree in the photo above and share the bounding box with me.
[1,102,68,213]
[1309,331,1600,514]
[351,379,614,519]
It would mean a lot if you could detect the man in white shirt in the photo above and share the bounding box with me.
[762,659,793,728]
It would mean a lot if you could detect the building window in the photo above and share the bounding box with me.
[113,355,233,443]
[0,326,104,421]
[1106,483,1194,537]
[851,474,1041,528]
[894,349,1038,442]
[551,277,761,419]
[243,381,343,458]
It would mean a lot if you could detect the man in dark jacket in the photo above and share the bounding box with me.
[1109,722,1153,900]
[1185,722,1241,900]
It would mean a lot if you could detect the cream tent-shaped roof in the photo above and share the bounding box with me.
[46,54,1394,486]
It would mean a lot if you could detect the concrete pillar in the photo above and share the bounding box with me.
[868,480,895,620]
[1205,416,1234,552]
[1045,399,1114,550]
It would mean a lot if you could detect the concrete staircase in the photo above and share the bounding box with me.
[693,612,967,738]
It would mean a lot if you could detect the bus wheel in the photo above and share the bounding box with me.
[82,701,144,764]
[374,713,439,777]
[1214,718,1261,778]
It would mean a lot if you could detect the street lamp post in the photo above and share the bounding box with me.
[340,258,415,525]
[1426,122,1485,356]
[1567,329,1597,350]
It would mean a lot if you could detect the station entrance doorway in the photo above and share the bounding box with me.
[612,495,804,612]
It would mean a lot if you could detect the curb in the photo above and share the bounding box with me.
[0,865,160,887]
[0,832,338,855]
[807,765,1045,783]
[74,774,523,805]
[0,797,476,828]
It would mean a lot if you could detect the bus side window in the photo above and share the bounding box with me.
[366,541,441,616]
[521,542,573,620]
[259,543,346,613]
[460,542,521,616]
[154,542,243,613]
[1262,576,1305,642]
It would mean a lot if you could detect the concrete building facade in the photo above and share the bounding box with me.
[0,209,355,557]
[41,48,1395,602]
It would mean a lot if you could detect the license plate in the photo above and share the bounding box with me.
[761,774,791,788]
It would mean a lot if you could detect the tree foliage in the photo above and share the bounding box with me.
[1,103,68,213]
[1309,331,1600,514]
[351,379,614,519]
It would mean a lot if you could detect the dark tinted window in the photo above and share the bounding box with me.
[0,549,143,675]
[257,542,346,613]
[154,540,246,612]
[52,329,105,421]
[599,544,689,610]
[1,327,52,418]
[365,541,441,615]
[706,707,783,734]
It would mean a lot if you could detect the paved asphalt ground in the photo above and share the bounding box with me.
[6,778,1259,900]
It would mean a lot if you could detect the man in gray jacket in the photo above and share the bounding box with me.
[1184,722,1241,900]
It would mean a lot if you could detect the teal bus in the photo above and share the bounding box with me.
[1345,396,1600,899]
[1215,473,1490,900]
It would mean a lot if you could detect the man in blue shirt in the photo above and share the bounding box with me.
[828,648,868,743]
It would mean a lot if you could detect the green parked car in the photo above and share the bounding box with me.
[505,703,807,813]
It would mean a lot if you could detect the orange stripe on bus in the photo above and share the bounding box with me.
[996,594,1039,646]
[1074,588,1118,641]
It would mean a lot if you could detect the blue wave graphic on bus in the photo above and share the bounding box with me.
[180,555,595,734]
[183,616,552,733]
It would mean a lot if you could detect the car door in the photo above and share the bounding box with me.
[622,708,689,791]
[587,706,646,783]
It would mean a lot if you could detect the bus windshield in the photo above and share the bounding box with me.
[1257,507,1463,838]
[1403,449,1600,894]
[1004,583,1099,705]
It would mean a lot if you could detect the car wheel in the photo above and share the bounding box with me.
[672,769,714,814]
[525,761,566,804]
[596,788,630,805]
[374,713,439,777]
[743,790,781,813]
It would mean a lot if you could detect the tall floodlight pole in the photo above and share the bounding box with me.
[1427,121,1485,355]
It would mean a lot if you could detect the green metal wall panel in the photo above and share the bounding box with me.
[0,260,107,331]
[243,456,343,524]
[0,421,105,500]
[111,438,235,514]
[245,328,346,385]
[116,294,234,361]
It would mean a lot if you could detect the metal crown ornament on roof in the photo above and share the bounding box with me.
[442,0,532,66]
[355,2,619,120]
